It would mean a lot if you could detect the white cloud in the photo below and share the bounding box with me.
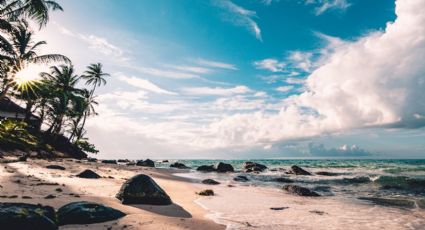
[170,65,212,74]
[254,58,285,72]
[214,0,262,40]
[196,58,238,70]
[117,74,177,95]
[129,66,200,79]
[261,0,351,15]
[276,86,294,93]
[182,85,252,96]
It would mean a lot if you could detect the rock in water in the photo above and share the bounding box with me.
[243,162,268,172]
[57,201,126,226]
[116,174,172,205]
[136,159,155,167]
[233,175,249,182]
[0,203,57,230]
[101,160,117,164]
[215,162,234,173]
[196,165,216,172]
[287,165,312,175]
[315,171,339,176]
[76,169,101,179]
[46,165,66,170]
[273,177,294,183]
[282,185,320,197]
[170,162,190,169]
[202,179,220,185]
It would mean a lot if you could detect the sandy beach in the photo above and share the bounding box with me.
[0,158,225,230]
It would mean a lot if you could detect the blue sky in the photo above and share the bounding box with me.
[35,0,425,159]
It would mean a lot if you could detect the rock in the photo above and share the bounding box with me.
[341,177,371,184]
[116,174,172,205]
[126,161,136,166]
[287,165,312,175]
[136,159,155,167]
[101,160,117,164]
[273,177,294,183]
[44,195,56,199]
[358,197,415,209]
[46,165,66,170]
[117,159,129,163]
[76,169,101,179]
[215,162,234,173]
[197,189,214,196]
[315,171,339,176]
[0,203,57,230]
[202,179,220,185]
[55,188,63,192]
[418,199,425,209]
[243,162,268,172]
[282,185,320,197]
[87,158,97,162]
[310,210,327,215]
[233,175,249,182]
[161,160,169,163]
[57,201,126,226]
[170,162,190,169]
[18,155,27,162]
[196,165,216,172]
[270,207,288,211]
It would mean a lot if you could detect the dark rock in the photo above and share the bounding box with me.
[243,162,268,173]
[287,165,312,175]
[215,162,234,173]
[117,159,129,163]
[233,175,249,182]
[101,160,117,164]
[196,165,216,172]
[197,189,214,196]
[282,185,320,197]
[310,210,327,215]
[270,207,288,211]
[0,203,57,230]
[44,195,56,199]
[18,155,27,162]
[87,158,97,162]
[57,201,126,226]
[116,174,172,205]
[136,159,155,167]
[418,199,425,209]
[202,179,220,185]
[21,196,32,199]
[273,177,294,183]
[170,162,190,169]
[315,171,339,176]
[35,182,59,186]
[46,165,65,170]
[358,197,415,209]
[341,177,371,184]
[162,160,169,163]
[76,169,101,179]
[55,188,63,192]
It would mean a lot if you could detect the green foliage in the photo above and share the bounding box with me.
[75,139,99,154]
[0,118,37,150]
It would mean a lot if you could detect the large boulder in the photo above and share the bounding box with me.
[215,162,234,173]
[243,162,268,173]
[136,159,155,167]
[57,201,126,226]
[282,185,320,197]
[170,162,190,169]
[76,169,101,179]
[287,165,312,175]
[196,165,216,172]
[0,203,57,230]
[46,165,65,170]
[116,174,172,205]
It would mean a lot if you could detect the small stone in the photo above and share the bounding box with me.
[202,179,220,185]
[197,189,214,196]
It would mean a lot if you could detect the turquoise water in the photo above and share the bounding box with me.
[158,159,425,201]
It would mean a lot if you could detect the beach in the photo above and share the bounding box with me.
[1,158,425,229]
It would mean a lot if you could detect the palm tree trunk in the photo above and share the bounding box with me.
[0,84,11,101]
[24,100,34,124]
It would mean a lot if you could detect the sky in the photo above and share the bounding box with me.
[31,0,425,159]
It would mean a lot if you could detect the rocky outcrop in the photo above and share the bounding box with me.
[46,165,65,170]
[0,203,57,230]
[170,162,190,169]
[243,162,267,172]
[202,179,220,185]
[233,175,249,182]
[287,165,312,175]
[196,165,216,172]
[282,185,320,197]
[57,201,126,226]
[116,174,172,205]
[76,169,101,179]
[136,159,155,167]
[215,162,234,173]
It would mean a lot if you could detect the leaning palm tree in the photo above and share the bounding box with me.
[0,20,70,100]
[81,63,110,96]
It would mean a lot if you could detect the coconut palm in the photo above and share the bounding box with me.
[81,63,110,96]
[0,20,70,100]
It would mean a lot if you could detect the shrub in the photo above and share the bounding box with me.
[0,119,37,151]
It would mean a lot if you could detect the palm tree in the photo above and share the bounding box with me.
[68,89,98,142]
[40,65,80,135]
[0,20,70,100]
[81,63,110,96]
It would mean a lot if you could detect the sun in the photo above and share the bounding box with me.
[13,65,42,92]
